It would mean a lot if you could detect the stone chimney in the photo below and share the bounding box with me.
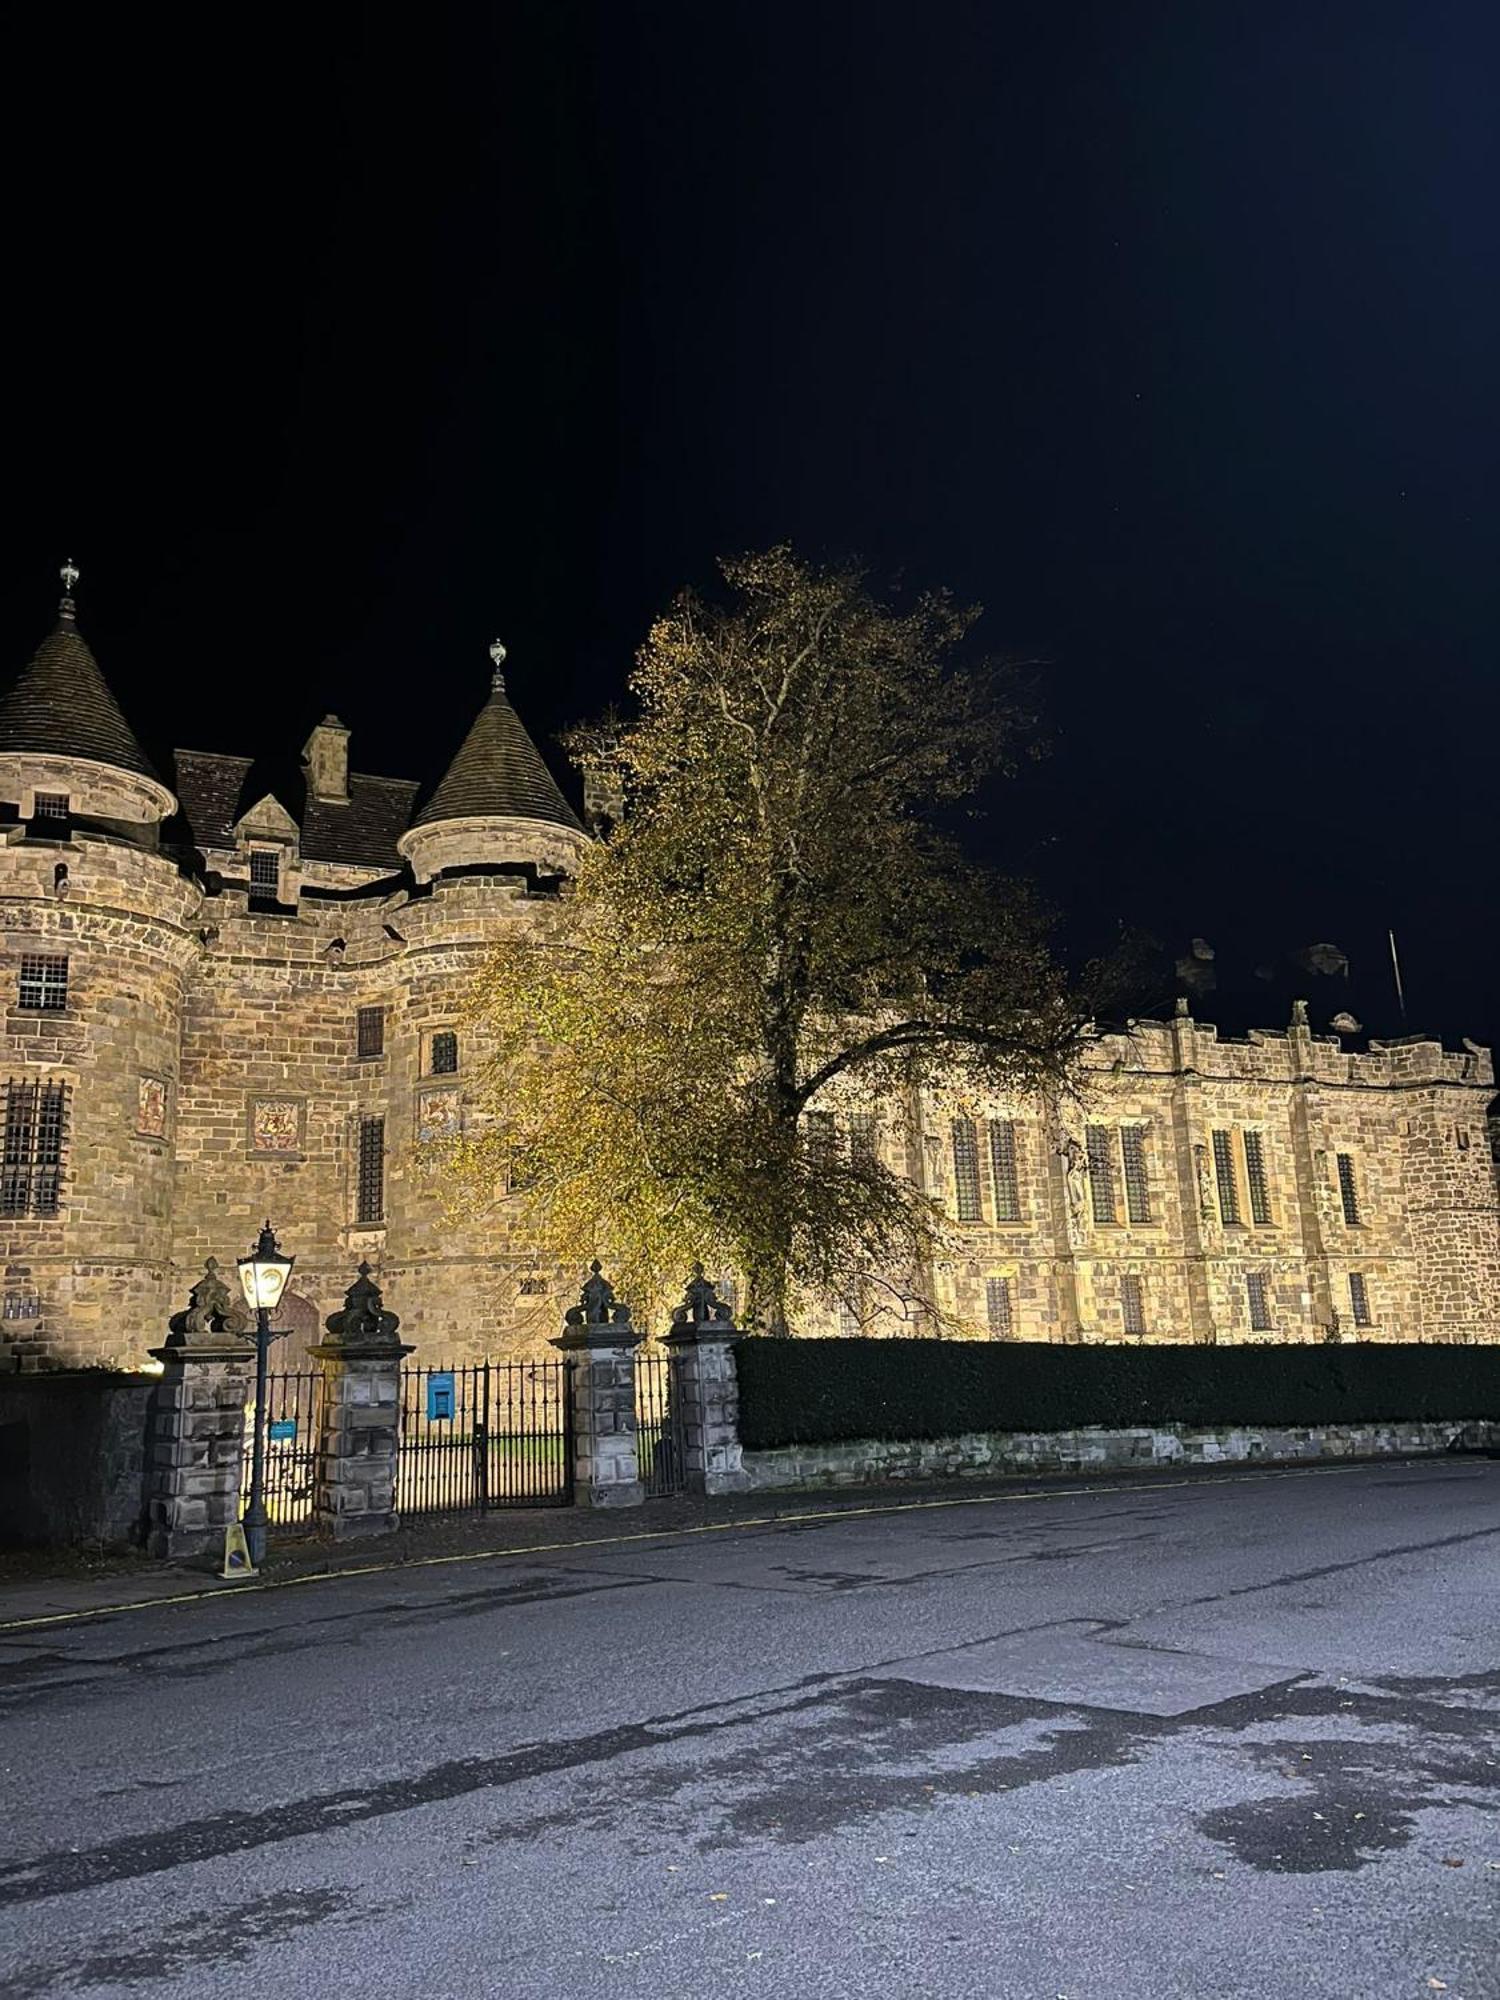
[302,715,350,805]
[580,755,625,839]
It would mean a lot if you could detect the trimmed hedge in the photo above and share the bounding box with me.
[735,1338,1500,1451]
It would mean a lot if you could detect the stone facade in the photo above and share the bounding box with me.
[815,998,1500,1347]
[2,578,1497,1368]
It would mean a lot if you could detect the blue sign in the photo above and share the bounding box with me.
[268,1418,297,1443]
[427,1372,456,1422]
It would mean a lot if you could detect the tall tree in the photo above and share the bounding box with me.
[446,547,1093,1333]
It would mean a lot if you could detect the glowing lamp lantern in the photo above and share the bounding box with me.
[235,1221,295,1571]
[238,1220,294,1316]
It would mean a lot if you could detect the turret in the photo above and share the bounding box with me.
[0,561,176,832]
[0,565,198,1368]
[397,639,588,882]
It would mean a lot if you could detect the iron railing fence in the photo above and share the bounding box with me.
[636,1348,688,1499]
[251,1368,324,1529]
[398,1359,573,1515]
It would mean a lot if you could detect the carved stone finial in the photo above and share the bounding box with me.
[681,1262,727,1325]
[577,1259,616,1325]
[1291,998,1310,1027]
[323,1259,402,1348]
[489,638,508,692]
[164,1256,252,1347]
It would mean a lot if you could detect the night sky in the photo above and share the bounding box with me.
[4,4,1495,1053]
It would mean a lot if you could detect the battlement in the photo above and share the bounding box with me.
[1091,1009,1493,1092]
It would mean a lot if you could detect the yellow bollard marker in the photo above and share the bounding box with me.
[220,1522,259,1581]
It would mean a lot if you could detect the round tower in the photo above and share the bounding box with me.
[0,565,199,1366]
[396,640,589,882]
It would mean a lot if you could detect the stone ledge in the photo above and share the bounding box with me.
[741,1419,1500,1490]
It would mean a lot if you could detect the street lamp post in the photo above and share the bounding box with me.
[236,1219,295,1569]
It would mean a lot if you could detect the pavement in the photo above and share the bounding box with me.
[0,1456,1496,1999]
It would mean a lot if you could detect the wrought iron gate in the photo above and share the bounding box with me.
[636,1349,688,1499]
[250,1368,323,1529]
[398,1359,573,1515]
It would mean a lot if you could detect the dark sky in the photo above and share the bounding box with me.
[4,3,1495,1051]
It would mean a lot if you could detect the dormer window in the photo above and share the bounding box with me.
[249,850,281,897]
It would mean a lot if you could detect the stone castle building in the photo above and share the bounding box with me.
[2,570,1497,1368]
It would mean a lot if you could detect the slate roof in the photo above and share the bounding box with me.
[412,681,584,834]
[171,749,419,869]
[0,601,163,783]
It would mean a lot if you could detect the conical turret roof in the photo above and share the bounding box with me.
[0,570,161,783]
[413,646,583,834]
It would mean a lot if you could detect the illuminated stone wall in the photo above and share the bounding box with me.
[3,814,1496,1366]
[859,1010,1499,1347]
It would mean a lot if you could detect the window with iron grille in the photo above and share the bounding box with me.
[1121,1273,1147,1336]
[1086,1124,1117,1223]
[837,1294,862,1336]
[1246,1270,1273,1332]
[1,1079,67,1216]
[951,1117,982,1221]
[1349,1271,1372,1327]
[519,1275,547,1296]
[847,1111,876,1161]
[356,1115,385,1224]
[985,1276,1014,1338]
[988,1119,1021,1221]
[1243,1130,1272,1225]
[356,1006,385,1059]
[1336,1152,1361,1226]
[249,849,280,896]
[32,793,69,821]
[1120,1126,1151,1223]
[17,954,68,1013]
[1212,1129,1241,1224]
[429,1029,459,1076]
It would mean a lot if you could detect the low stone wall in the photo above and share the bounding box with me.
[0,1371,158,1548]
[741,1418,1500,1490]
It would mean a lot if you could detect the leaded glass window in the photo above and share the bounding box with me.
[985,1276,1014,1337]
[805,1109,836,1169]
[356,1115,385,1224]
[847,1112,876,1161]
[1336,1152,1361,1226]
[1212,1129,1241,1225]
[1121,1273,1146,1335]
[1120,1126,1151,1223]
[1086,1124,1117,1223]
[18,955,68,1012]
[1246,1270,1273,1331]
[356,1006,385,1059]
[1349,1272,1372,1327]
[1243,1130,1272,1225]
[951,1117,982,1222]
[1,1079,66,1216]
[988,1119,1021,1221]
[249,850,280,896]
[430,1030,459,1076]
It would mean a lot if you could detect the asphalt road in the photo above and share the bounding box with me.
[0,1459,1497,2000]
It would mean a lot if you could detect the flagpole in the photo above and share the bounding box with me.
[1388,928,1407,1028]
